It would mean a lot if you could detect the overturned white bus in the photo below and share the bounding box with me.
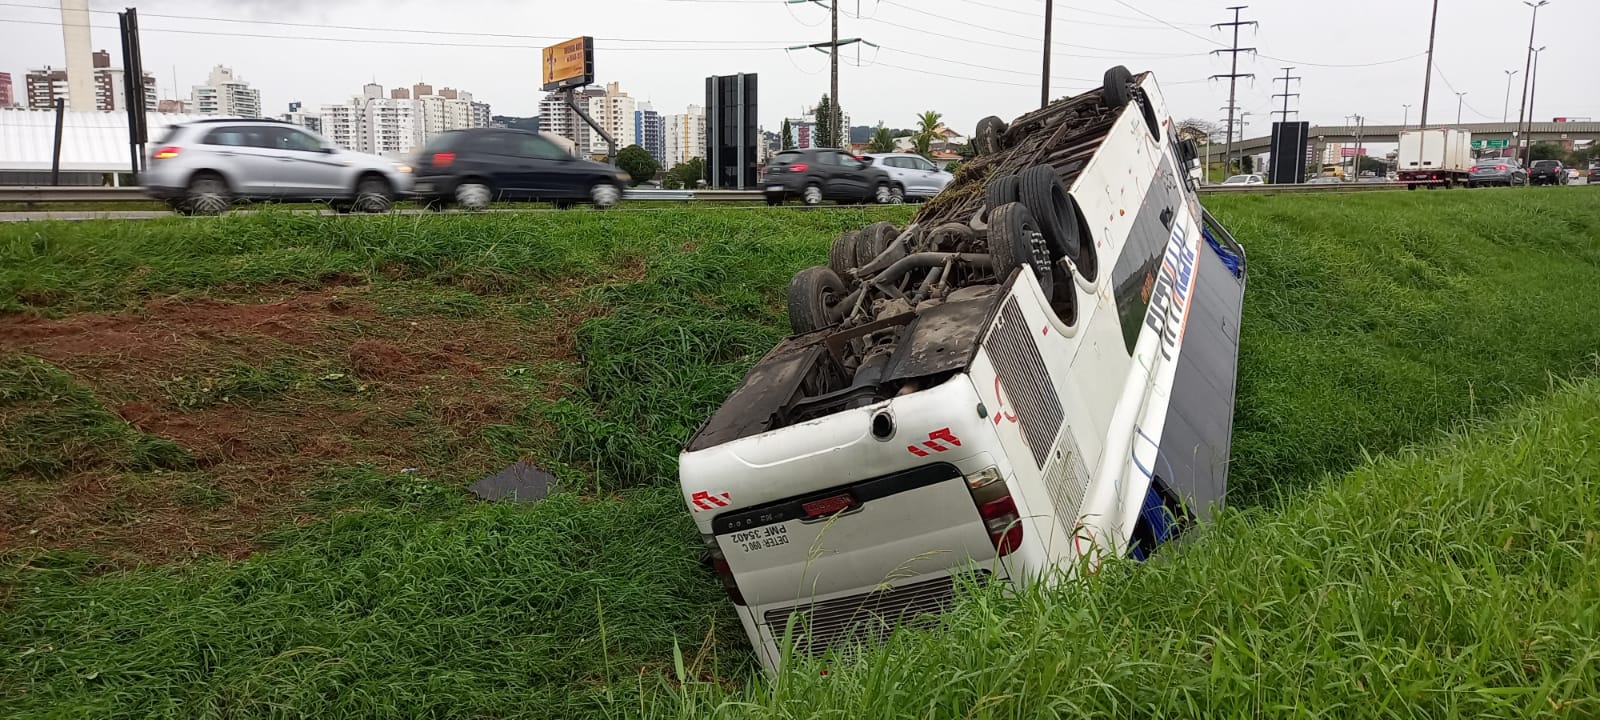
[679,66,1248,672]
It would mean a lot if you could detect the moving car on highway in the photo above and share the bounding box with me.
[682,66,1248,672]
[762,148,896,206]
[862,152,954,201]
[1222,173,1265,185]
[1529,160,1569,186]
[409,128,630,211]
[1467,158,1527,188]
[142,118,414,215]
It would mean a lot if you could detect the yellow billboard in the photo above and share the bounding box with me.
[542,36,594,92]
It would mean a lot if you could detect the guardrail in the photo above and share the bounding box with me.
[0,182,1410,205]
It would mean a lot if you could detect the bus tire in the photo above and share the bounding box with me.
[1103,65,1134,109]
[988,202,1054,298]
[985,174,1020,220]
[1018,165,1080,262]
[829,230,860,279]
[855,221,898,266]
[787,266,847,334]
[974,115,1008,155]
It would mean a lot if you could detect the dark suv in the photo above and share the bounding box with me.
[1529,160,1569,186]
[410,129,630,210]
[763,148,895,206]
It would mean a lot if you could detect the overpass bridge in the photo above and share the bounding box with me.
[1233,121,1600,156]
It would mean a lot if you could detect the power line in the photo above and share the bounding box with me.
[1431,64,1496,121]
[873,0,1209,55]
[1102,0,1425,68]
[952,0,1212,29]
[0,2,810,44]
[0,17,790,51]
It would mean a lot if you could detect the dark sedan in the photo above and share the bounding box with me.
[1529,160,1569,186]
[410,128,630,210]
[763,148,895,206]
[1467,159,1526,188]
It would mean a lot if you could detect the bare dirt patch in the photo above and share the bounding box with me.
[0,286,588,565]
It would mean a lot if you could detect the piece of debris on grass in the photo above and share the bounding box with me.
[469,460,556,503]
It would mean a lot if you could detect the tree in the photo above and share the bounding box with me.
[815,95,835,148]
[866,123,895,153]
[1176,118,1221,144]
[913,110,944,158]
[780,119,795,151]
[664,157,706,189]
[615,145,659,187]
[1528,141,1564,162]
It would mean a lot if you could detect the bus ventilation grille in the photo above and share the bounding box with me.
[764,571,990,659]
[1042,429,1092,530]
[984,297,1065,469]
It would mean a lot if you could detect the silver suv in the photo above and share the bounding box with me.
[862,152,954,201]
[141,119,415,215]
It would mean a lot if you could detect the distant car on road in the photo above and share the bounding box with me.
[1221,174,1265,186]
[1529,160,1569,186]
[409,128,630,211]
[763,148,895,206]
[141,118,414,215]
[1306,175,1342,185]
[1589,165,1600,183]
[862,152,954,202]
[1467,159,1526,188]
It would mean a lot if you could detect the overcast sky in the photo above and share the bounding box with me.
[3,0,1596,137]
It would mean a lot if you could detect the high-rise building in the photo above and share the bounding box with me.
[705,73,758,189]
[439,87,459,100]
[412,82,433,99]
[320,82,488,154]
[585,82,636,157]
[540,87,604,153]
[319,102,360,150]
[635,102,665,165]
[787,107,850,149]
[192,65,261,117]
[24,67,69,109]
[156,98,188,113]
[470,101,492,129]
[664,104,707,169]
[0,72,14,108]
[390,88,410,100]
[59,0,95,112]
[91,49,156,113]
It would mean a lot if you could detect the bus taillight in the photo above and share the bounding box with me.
[978,496,1024,556]
[703,533,746,605]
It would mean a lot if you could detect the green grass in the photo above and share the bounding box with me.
[2,190,1600,718]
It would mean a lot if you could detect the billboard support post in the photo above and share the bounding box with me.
[565,87,617,165]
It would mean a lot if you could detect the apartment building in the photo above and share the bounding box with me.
[663,104,706,168]
[91,50,156,113]
[635,103,665,164]
[0,72,14,108]
[586,82,637,157]
[192,65,261,117]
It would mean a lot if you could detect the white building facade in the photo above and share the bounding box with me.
[192,65,261,118]
[586,82,637,157]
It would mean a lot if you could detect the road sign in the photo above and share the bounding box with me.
[1339,147,1368,157]
[1470,139,1509,149]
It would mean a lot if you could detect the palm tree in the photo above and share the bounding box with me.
[914,110,944,158]
[866,124,895,153]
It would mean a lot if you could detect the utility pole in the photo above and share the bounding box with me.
[1402,104,1411,129]
[1502,69,1520,122]
[1040,0,1054,108]
[1527,46,1546,158]
[1270,66,1300,122]
[1346,114,1365,180]
[1455,92,1466,124]
[1210,6,1257,177]
[1418,0,1440,128]
[787,0,867,147]
[1514,0,1549,163]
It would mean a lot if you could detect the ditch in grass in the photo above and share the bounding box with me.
[2,192,1599,717]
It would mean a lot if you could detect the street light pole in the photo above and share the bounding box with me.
[1040,0,1054,109]
[1502,69,1520,122]
[1455,92,1466,124]
[1402,104,1411,129]
[1514,0,1549,163]
[1526,46,1546,161]
[1418,0,1440,128]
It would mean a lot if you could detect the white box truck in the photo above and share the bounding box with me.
[1396,128,1472,189]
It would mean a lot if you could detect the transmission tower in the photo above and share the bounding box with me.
[1210,6,1257,172]
[786,0,870,147]
[1271,66,1301,122]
